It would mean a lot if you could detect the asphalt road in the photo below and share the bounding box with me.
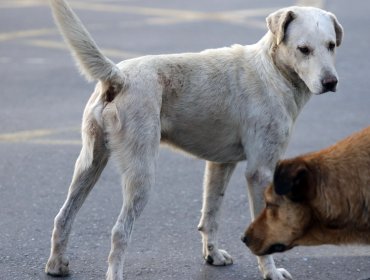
[0,0,369,279]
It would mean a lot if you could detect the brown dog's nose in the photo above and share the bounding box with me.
[321,76,338,92]
[241,235,250,246]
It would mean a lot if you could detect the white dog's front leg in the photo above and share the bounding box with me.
[198,161,236,266]
[246,166,293,280]
[258,255,292,280]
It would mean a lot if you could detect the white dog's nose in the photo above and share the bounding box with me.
[321,76,338,92]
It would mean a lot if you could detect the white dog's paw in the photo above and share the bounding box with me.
[262,267,292,280]
[106,266,124,280]
[45,255,70,276]
[205,248,233,266]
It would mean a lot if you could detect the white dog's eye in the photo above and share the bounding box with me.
[297,46,311,55]
[328,42,335,51]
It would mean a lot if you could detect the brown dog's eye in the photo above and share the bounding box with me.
[328,42,335,51]
[298,46,310,55]
[266,202,278,209]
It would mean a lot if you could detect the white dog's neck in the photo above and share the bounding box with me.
[251,33,312,121]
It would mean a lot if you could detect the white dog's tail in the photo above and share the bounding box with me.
[49,0,123,84]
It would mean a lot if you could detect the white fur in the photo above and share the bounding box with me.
[45,2,343,280]
[49,0,123,82]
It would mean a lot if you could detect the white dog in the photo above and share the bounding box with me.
[45,1,343,279]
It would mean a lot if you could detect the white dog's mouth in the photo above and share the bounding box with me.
[318,87,337,95]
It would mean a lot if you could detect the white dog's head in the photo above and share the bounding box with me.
[267,6,343,94]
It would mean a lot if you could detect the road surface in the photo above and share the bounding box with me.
[0,0,369,279]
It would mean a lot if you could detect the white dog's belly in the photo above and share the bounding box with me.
[160,122,246,162]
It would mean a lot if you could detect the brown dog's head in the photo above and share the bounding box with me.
[242,158,316,256]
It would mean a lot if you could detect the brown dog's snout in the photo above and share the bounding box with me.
[321,75,338,92]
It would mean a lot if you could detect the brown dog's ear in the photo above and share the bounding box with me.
[327,12,344,47]
[266,9,296,45]
[273,159,311,202]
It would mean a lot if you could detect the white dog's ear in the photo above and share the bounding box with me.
[327,12,344,47]
[266,9,296,45]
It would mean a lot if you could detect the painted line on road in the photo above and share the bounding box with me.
[0,0,324,26]
[29,139,81,145]
[0,0,45,9]
[0,28,142,59]
[0,129,58,142]
[0,0,282,28]
[297,0,324,8]
[69,2,276,27]
[0,127,80,144]
[23,39,142,59]
[0,28,57,42]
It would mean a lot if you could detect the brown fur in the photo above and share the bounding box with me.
[244,126,370,256]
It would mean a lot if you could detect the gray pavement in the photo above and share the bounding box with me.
[0,0,369,279]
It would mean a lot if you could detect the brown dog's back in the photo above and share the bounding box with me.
[307,127,370,233]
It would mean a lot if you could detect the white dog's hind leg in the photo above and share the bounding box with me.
[106,164,155,280]
[246,166,292,280]
[105,109,160,280]
[45,116,109,276]
[198,161,236,266]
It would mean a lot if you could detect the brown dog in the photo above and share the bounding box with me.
[243,126,370,256]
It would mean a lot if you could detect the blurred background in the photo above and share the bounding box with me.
[0,0,369,279]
